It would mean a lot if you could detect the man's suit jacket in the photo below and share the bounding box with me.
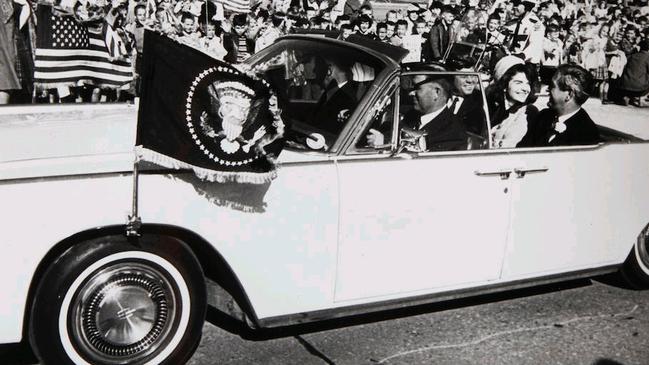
[428,22,454,61]
[452,92,487,135]
[403,106,467,151]
[313,81,359,134]
[517,108,601,147]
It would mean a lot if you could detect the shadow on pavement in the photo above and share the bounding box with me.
[0,342,39,365]
[206,278,593,341]
[593,359,626,365]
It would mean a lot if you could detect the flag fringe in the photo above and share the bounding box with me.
[136,146,277,184]
[191,192,266,213]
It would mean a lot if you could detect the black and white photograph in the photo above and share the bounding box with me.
[2,0,649,363]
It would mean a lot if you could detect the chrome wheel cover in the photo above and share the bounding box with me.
[69,262,178,364]
[639,229,649,269]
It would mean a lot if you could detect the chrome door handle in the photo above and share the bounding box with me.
[474,169,512,180]
[513,167,549,178]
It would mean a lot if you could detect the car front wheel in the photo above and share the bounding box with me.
[29,235,206,365]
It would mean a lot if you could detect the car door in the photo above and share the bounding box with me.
[501,144,649,280]
[333,73,514,303]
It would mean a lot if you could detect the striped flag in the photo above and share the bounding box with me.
[218,0,250,14]
[34,6,133,90]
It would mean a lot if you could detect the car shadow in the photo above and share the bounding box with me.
[0,342,39,365]
[206,278,593,341]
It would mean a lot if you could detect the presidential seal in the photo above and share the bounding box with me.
[183,65,284,183]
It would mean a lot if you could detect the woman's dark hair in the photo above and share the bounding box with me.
[496,63,537,105]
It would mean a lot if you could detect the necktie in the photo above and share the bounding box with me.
[547,115,559,143]
[449,96,459,114]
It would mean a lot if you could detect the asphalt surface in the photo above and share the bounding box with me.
[186,277,649,365]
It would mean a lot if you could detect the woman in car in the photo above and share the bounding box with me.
[486,56,539,149]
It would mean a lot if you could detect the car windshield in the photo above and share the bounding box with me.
[245,38,387,153]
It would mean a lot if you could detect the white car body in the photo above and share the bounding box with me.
[1,36,648,349]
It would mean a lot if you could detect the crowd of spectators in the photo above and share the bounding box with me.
[1,0,649,106]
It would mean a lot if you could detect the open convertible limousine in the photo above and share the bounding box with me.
[1,35,649,364]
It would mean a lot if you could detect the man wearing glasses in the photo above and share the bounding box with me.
[367,74,466,152]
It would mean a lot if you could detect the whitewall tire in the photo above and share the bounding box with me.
[29,235,206,365]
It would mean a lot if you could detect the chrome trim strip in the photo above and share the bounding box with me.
[256,265,620,328]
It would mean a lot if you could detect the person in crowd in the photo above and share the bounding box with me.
[405,4,421,34]
[541,23,563,85]
[429,1,443,22]
[359,4,374,19]
[126,4,152,95]
[391,19,408,47]
[339,23,353,40]
[602,30,626,104]
[487,56,539,148]
[0,0,20,104]
[564,31,582,65]
[256,11,284,52]
[414,17,427,36]
[385,9,398,24]
[200,21,227,60]
[619,26,640,56]
[483,14,505,45]
[456,12,478,42]
[355,14,376,39]
[223,14,254,64]
[385,21,396,39]
[376,22,389,42]
[154,0,179,35]
[334,14,351,30]
[518,64,601,147]
[612,39,649,106]
[176,12,201,48]
[429,5,456,61]
[417,18,432,62]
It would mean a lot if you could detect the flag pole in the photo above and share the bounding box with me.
[126,158,142,238]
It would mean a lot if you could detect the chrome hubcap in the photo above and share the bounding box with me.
[640,230,649,267]
[71,262,177,364]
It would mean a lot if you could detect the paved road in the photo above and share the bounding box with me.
[187,277,649,365]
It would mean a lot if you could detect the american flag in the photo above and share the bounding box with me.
[34,6,133,90]
[218,0,250,14]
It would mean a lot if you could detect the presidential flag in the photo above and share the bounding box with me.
[136,31,283,192]
[34,6,133,90]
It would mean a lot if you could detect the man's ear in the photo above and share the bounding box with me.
[564,89,573,103]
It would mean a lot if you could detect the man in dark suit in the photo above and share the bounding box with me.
[428,6,456,62]
[366,74,466,151]
[446,58,488,136]
[518,65,601,147]
[312,58,358,135]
